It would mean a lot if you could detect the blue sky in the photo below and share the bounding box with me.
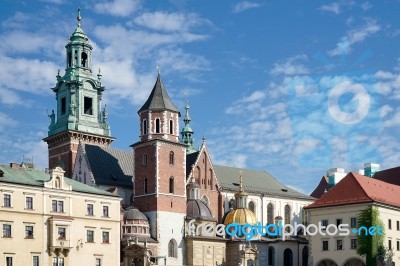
[1,0,400,194]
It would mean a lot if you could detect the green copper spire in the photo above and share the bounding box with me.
[181,100,196,154]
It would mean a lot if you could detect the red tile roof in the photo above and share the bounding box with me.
[310,176,329,198]
[305,172,400,209]
[373,166,400,186]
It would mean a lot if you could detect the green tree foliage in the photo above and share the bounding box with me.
[356,206,385,266]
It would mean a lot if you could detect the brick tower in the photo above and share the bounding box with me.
[132,71,187,264]
[43,9,114,178]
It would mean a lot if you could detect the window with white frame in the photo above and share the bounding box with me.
[32,256,39,266]
[25,225,34,239]
[3,224,11,238]
[103,206,109,217]
[4,194,11,207]
[87,204,94,216]
[26,196,33,209]
[102,231,109,243]
[51,200,64,212]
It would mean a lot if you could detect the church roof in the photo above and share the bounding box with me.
[373,166,400,186]
[213,165,314,200]
[305,172,400,209]
[83,144,133,187]
[0,164,118,197]
[123,206,148,221]
[138,73,179,114]
[187,199,215,221]
[310,176,329,198]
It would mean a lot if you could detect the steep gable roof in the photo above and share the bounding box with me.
[138,73,179,114]
[305,172,400,209]
[310,176,329,198]
[214,165,314,200]
[83,144,133,187]
[373,166,400,186]
[0,164,119,197]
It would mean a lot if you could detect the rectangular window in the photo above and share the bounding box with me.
[6,257,12,266]
[58,227,66,240]
[389,239,392,250]
[102,231,109,243]
[3,224,11,237]
[84,97,93,115]
[103,206,109,217]
[25,226,34,239]
[322,240,328,251]
[144,178,148,194]
[336,219,342,226]
[26,197,33,209]
[397,240,399,251]
[351,239,357,249]
[389,219,392,230]
[52,258,57,266]
[61,97,66,115]
[397,221,399,231]
[350,217,357,228]
[87,230,94,242]
[4,194,11,207]
[58,258,64,266]
[321,219,328,229]
[52,200,64,212]
[33,256,39,266]
[87,204,94,216]
[337,239,343,250]
[96,258,101,266]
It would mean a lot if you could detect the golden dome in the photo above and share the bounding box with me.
[224,208,257,226]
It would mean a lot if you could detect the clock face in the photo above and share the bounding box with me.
[84,81,94,91]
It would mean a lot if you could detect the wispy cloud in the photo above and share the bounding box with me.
[361,2,373,11]
[232,1,262,13]
[270,55,309,76]
[0,113,18,131]
[328,19,380,56]
[94,0,141,17]
[319,2,341,14]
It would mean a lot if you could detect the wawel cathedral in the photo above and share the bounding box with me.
[44,11,314,266]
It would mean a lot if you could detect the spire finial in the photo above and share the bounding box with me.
[77,8,82,28]
[97,68,102,81]
[157,65,160,75]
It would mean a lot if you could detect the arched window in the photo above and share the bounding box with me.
[283,248,293,266]
[267,203,274,225]
[196,166,201,184]
[55,177,61,189]
[302,246,309,266]
[67,52,72,67]
[268,246,275,266]
[168,239,177,257]
[248,201,255,213]
[144,178,148,194]
[284,204,291,225]
[143,119,147,135]
[209,169,213,188]
[81,52,87,67]
[169,120,173,134]
[228,199,235,210]
[169,176,174,194]
[155,118,160,133]
[201,195,209,206]
[169,151,174,165]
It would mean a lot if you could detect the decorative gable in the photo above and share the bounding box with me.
[44,167,72,191]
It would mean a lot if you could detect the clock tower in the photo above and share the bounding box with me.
[43,9,114,178]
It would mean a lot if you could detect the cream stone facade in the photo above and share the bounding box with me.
[0,164,121,266]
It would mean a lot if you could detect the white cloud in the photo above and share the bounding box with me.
[329,20,380,56]
[270,55,309,76]
[133,11,211,32]
[361,2,373,11]
[232,1,262,13]
[94,0,141,17]
[0,88,26,106]
[0,113,18,131]
[319,3,341,14]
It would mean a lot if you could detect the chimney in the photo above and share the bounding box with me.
[364,163,379,177]
[9,163,20,169]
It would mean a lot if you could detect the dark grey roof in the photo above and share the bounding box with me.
[138,73,179,113]
[124,206,148,220]
[187,199,215,221]
[213,165,314,200]
[186,152,200,179]
[84,144,133,187]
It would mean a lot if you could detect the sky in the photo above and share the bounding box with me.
[1,0,400,194]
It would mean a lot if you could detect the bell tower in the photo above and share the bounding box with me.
[132,71,187,264]
[43,9,114,178]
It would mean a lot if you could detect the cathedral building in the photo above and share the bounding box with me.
[45,10,315,266]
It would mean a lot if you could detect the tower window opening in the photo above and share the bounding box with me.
[169,176,174,194]
[169,151,174,165]
[155,118,160,133]
[74,50,78,66]
[169,120,173,134]
[67,52,72,67]
[143,153,147,165]
[61,97,66,115]
[81,52,88,67]
[144,178,148,194]
[84,97,93,115]
[143,119,147,135]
